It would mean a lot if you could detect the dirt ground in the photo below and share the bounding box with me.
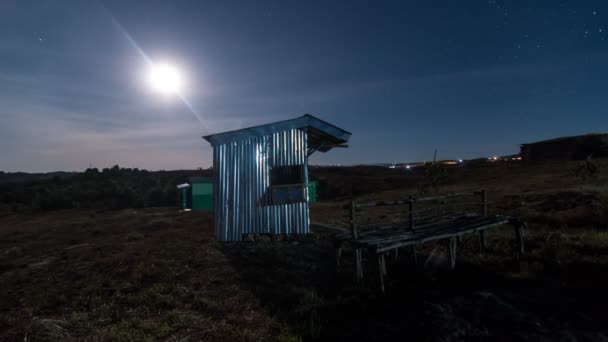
[2,160,608,341]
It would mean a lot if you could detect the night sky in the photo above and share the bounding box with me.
[1,1,607,172]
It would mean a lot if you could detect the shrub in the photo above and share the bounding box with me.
[575,155,600,183]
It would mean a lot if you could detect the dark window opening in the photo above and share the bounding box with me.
[270,165,306,204]
[271,165,305,185]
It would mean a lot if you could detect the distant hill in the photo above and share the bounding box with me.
[0,171,78,184]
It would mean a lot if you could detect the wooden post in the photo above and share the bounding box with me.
[350,199,364,282]
[479,190,488,255]
[448,237,457,270]
[479,231,487,256]
[515,222,525,256]
[350,200,358,240]
[480,190,487,216]
[381,253,387,276]
[408,197,415,231]
[336,247,343,266]
[378,254,385,293]
[355,249,363,282]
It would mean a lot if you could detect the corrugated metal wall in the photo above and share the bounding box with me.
[213,128,309,241]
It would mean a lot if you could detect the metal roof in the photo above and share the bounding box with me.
[203,114,351,154]
[521,133,608,146]
[176,183,191,189]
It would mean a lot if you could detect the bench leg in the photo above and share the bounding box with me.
[381,253,387,276]
[410,245,418,265]
[378,253,385,293]
[355,248,363,283]
[514,223,525,256]
[448,237,457,270]
[479,230,487,256]
[336,247,343,267]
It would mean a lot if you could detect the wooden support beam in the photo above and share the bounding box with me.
[408,197,415,231]
[350,200,358,240]
[515,223,525,256]
[350,199,364,282]
[355,248,363,282]
[479,230,487,256]
[480,189,488,216]
[448,237,457,270]
[378,254,385,293]
[381,253,387,276]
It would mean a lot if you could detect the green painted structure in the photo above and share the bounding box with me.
[307,181,318,203]
[180,177,308,210]
[176,183,191,210]
[190,177,213,211]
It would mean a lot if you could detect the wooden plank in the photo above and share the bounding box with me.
[373,219,511,253]
[354,191,477,209]
[336,212,472,241]
[373,219,510,248]
[358,216,508,245]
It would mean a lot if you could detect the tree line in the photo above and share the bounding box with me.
[0,165,211,212]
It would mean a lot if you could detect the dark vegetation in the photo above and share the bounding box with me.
[2,160,520,213]
[0,166,212,212]
[1,159,608,340]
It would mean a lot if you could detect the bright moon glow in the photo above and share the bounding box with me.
[147,62,183,94]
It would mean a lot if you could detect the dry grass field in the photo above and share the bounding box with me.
[1,159,608,341]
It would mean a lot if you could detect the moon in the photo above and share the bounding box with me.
[147,62,183,94]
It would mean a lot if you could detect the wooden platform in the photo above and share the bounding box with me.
[337,213,514,253]
[334,191,526,292]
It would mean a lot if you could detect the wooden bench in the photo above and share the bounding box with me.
[335,190,526,292]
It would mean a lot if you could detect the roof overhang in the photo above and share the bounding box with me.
[203,114,351,155]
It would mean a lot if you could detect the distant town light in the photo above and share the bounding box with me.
[406,165,411,169]
[458,159,463,163]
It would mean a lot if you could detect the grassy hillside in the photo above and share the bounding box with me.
[1,158,607,340]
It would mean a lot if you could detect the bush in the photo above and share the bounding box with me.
[575,155,600,183]
[418,164,449,195]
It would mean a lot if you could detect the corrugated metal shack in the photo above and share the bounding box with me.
[521,133,608,161]
[203,114,351,241]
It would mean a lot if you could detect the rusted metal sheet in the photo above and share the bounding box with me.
[212,128,309,241]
